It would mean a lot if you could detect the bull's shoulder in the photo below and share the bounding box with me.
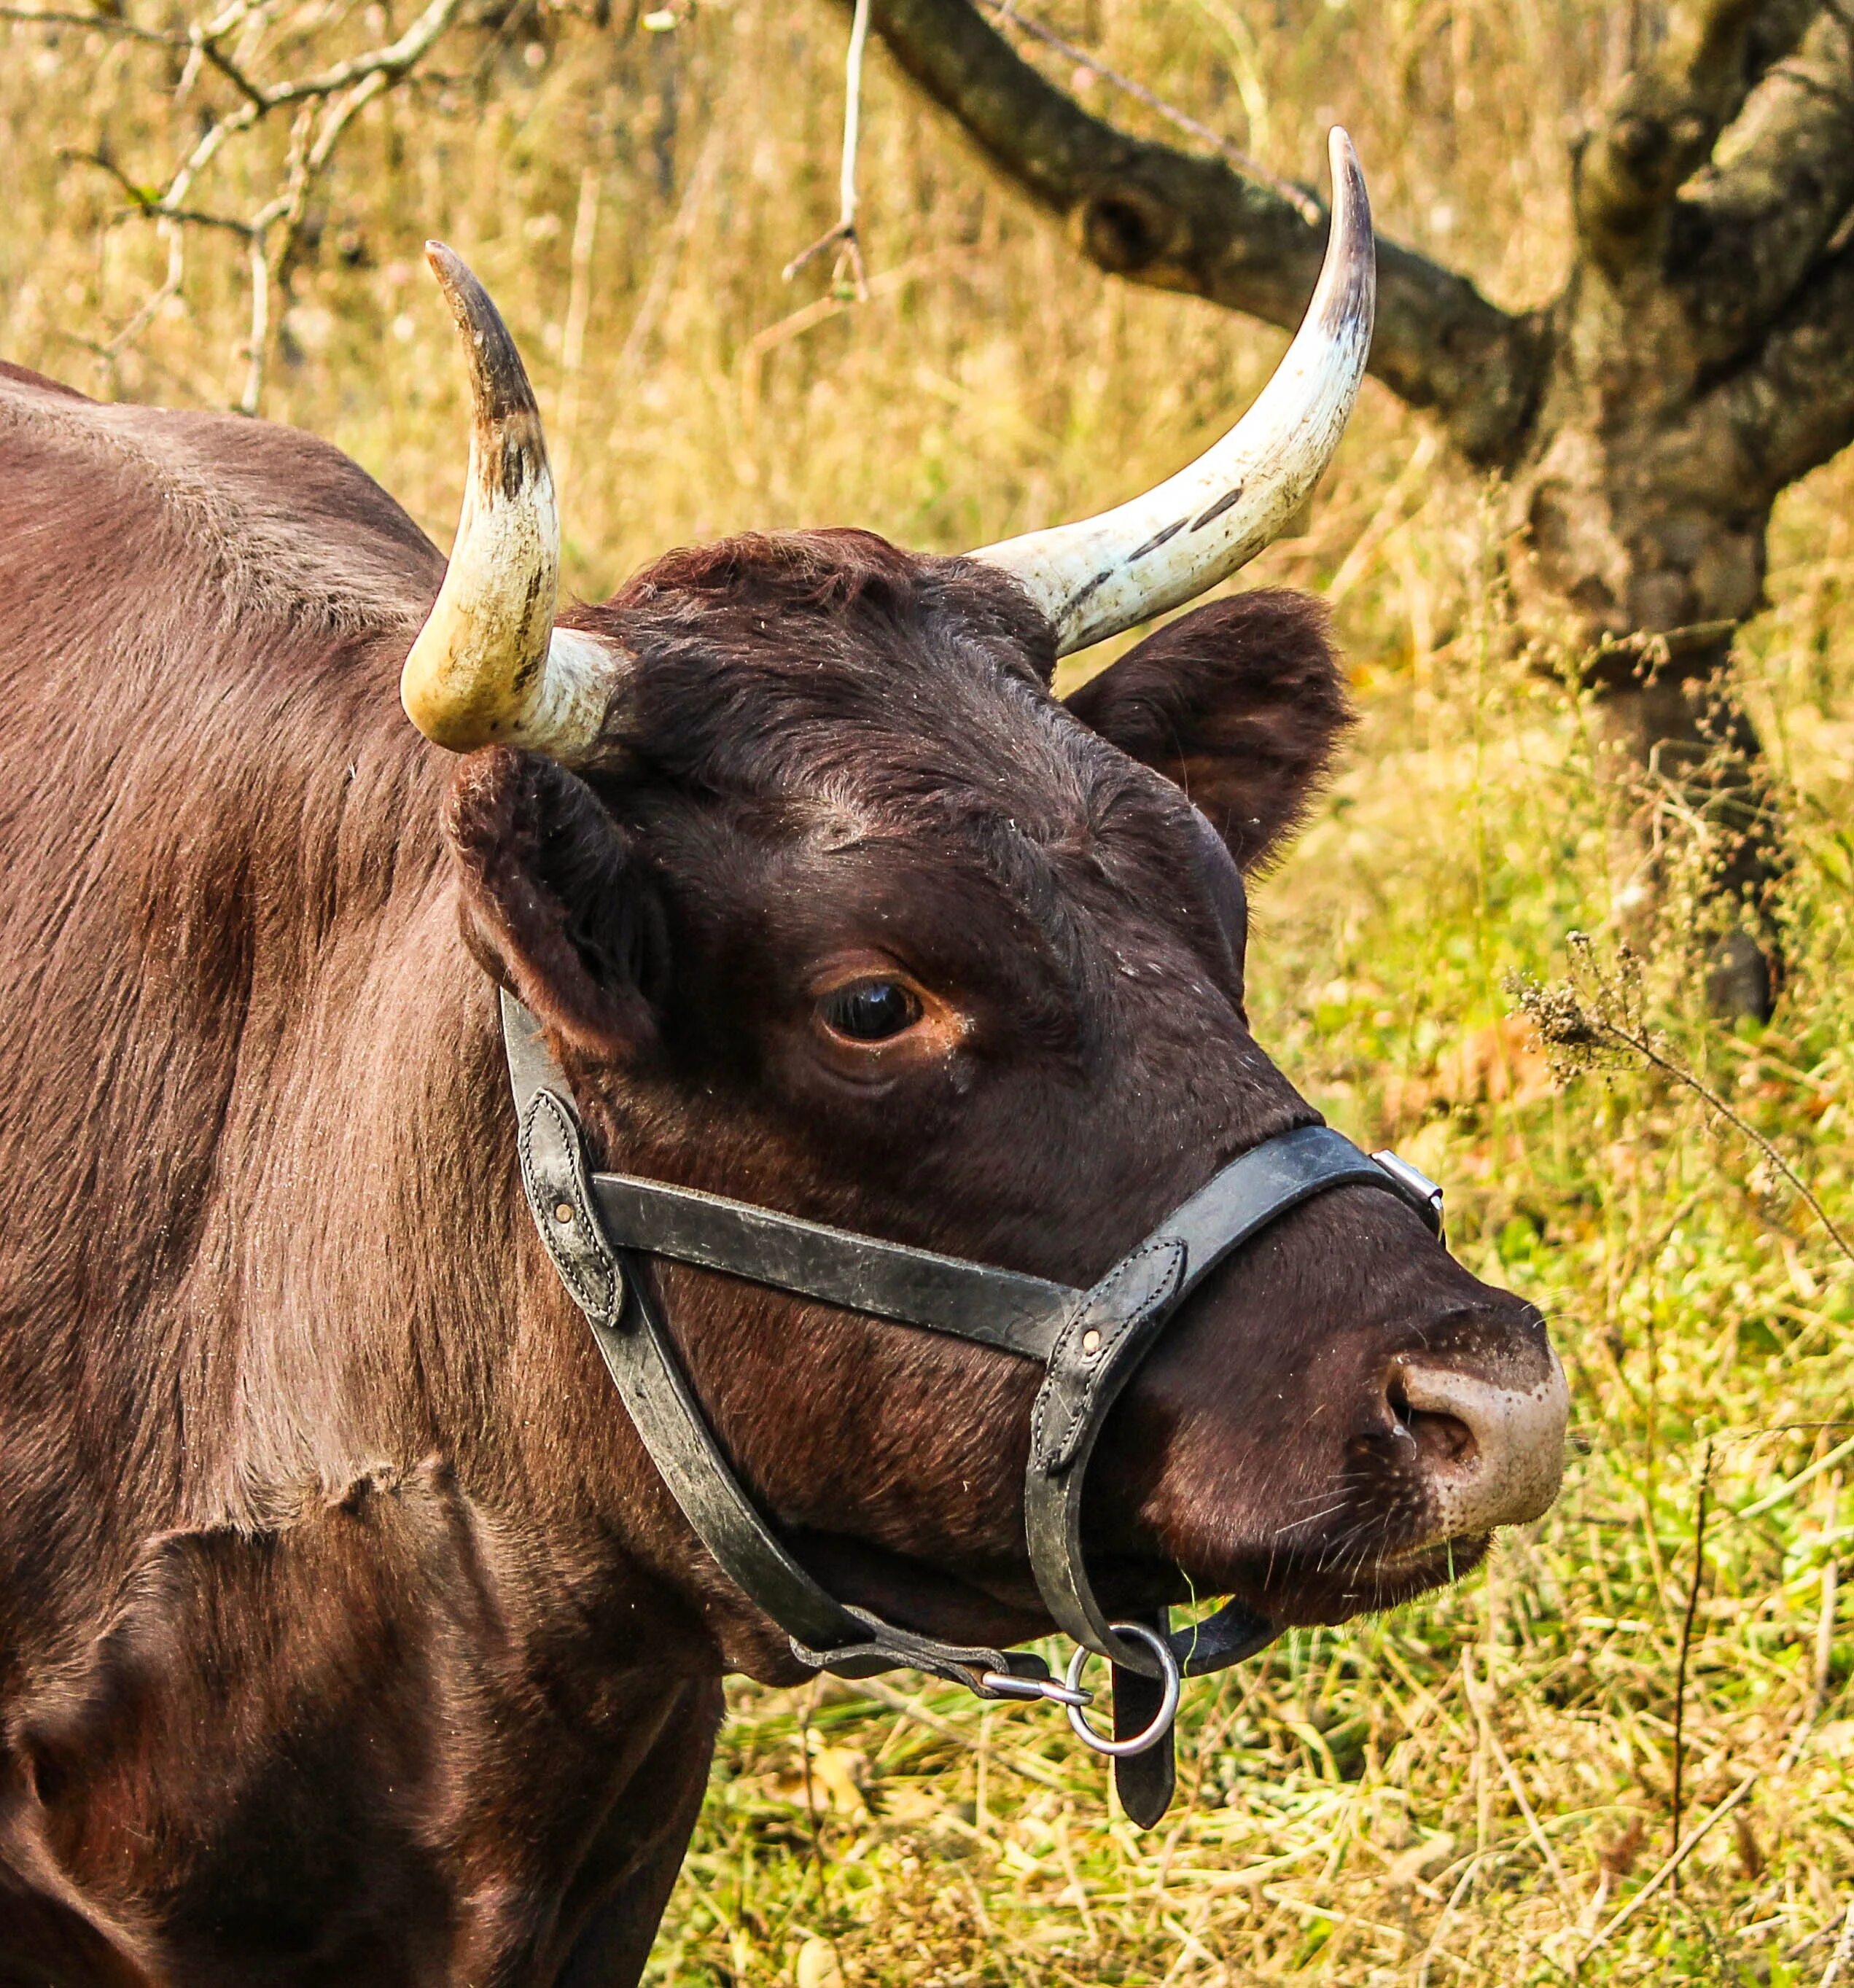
[3,1461,722,1984]
[0,365,445,636]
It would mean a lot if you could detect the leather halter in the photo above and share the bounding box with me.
[502,990,1444,1823]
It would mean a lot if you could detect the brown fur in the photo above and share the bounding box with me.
[0,365,1552,1983]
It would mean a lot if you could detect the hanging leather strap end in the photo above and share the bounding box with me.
[1111,1609,1178,1828]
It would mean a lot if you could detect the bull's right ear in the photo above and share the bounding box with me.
[1062,588,1352,874]
[444,745,664,1061]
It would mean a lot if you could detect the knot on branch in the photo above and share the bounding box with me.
[1071,185,1181,276]
[1610,111,1673,180]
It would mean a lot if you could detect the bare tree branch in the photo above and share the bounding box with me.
[1678,1,1854,361]
[785,0,872,295]
[7,0,470,408]
[981,0,1319,225]
[1709,229,1854,496]
[1575,0,1783,272]
[849,0,1547,467]
[0,6,178,44]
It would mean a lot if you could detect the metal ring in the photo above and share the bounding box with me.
[1063,1623,1182,1758]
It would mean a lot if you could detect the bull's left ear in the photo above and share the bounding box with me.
[444,745,664,1062]
[1063,588,1352,873]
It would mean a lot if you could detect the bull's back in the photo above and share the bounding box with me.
[0,366,449,1664]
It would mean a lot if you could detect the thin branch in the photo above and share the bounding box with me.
[44,0,472,410]
[785,0,872,295]
[1580,1774,1758,1960]
[63,150,259,233]
[265,0,469,106]
[620,117,725,369]
[0,4,183,44]
[981,0,1320,225]
[193,34,275,111]
[553,164,602,496]
[1822,1903,1854,1987]
[1515,943,1854,1265]
[1604,1027,1852,1260]
[1669,1442,1714,1872]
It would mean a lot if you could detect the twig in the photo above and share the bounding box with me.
[0,5,182,45]
[1581,1774,1757,1960]
[1616,1024,1850,1260]
[1515,938,1854,1266]
[784,0,871,295]
[1818,1472,1842,1712]
[620,119,724,370]
[796,1679,829,1892]
[264,0,468,108]
[1415,1851,1488,1988]
[1460,1650,1578,1920]
[980,0,1322,225]
[1823,1905,1854,1987]
[39,0,470,410]
[1736,1430,1854,1524]
[553,165,602,498]
[1670,1441,1715,1871]
[740,248,965,420]
[1325,429,1441,607]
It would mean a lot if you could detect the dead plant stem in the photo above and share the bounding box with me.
[1670,1440,1714,1872]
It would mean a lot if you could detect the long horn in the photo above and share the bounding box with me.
[400,243,615,757]
[968,128,1375,656]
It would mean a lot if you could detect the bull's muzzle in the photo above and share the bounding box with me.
[1393,1346,1570,1541]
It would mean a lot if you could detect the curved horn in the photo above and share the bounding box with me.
[968,128,1375,657]
[400,243,615,757]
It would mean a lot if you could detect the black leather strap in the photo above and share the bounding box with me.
[505,994,1073,1360]
[1024,1124,1431,1676]
[588,1173,1071,1359]
[1111,1610,1179,1828]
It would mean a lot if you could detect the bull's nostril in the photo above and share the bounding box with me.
[1395,1348,1570,1534]
[1379,1370,1475,1465]
[1407,1406,1476,1469]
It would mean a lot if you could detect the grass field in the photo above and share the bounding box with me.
[5,0,1854,1979]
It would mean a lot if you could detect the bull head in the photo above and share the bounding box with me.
[400,129,1374,755]
[403,130,1565,1675]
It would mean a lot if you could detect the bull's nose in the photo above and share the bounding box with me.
[1390,1346,1569,1536]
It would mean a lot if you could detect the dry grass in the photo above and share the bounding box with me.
[6,0,1854,1979]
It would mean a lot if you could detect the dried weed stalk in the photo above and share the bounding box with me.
[1511,931,1854,1266]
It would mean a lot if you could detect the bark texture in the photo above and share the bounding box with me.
[849,0,1854,1015]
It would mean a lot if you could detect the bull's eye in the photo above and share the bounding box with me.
[820,979,922,1044]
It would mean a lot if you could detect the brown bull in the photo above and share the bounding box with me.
[0,134,1565,1984]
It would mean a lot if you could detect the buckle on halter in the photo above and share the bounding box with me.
[1370,1149,1445,1236]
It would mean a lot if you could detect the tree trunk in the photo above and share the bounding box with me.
[1506,170,1779,1017]
[849,0,1854,1018]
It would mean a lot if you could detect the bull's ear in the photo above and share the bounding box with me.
[444,745,663,1061]
[1063,588,1353,873]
